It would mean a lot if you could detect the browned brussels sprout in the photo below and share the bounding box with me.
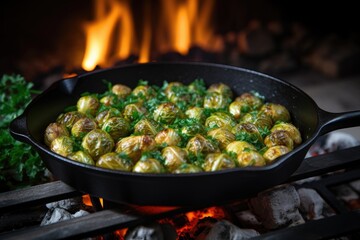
[181,122,206,140]
[207,83,233,99]
[50,136,74,157]
[77,95,100,116]
[102,117,130,141]
[263,145,291,162]
[162,146,188,172]
[186,134,219,156]
[44,122,69,146]
[68,151,95,165]
[235,92,263,110]
[132,85,156,100]
[236,150,266,167]
[164,82,183,99]
[95,108,121,127]
[225,141,256,156]
[202,153,236,171]
[123,103,147,122]
[240,112,273,130]
[155,128,181,147]
[115,135,157,163]
[271,122,302,145]
[207,127,235,150]
[205,112,236,130]
[100,95,115,106]
[153,102,182,124]
[71,117,97,139]
[203,92,229,109]
[112,84,132,98]
[231,123,263,148]
[173,163,203,173]
[264,130,294,150]
[229,100,250,120]
[185,107,206,123]
[96,152,133,171]
[134,118,161,136]
[260,103,290,123]
[133,158,165,173]
[57,111,85,129]
[82,129,114,160]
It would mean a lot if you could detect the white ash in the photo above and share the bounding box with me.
[298,188,324,220]
[125,222,177,240]
[72,209,90,218]
[249,185,301,229]
[349,179,360,193]
[331,185,359,202]
[41,208,72,226]
[204,220,259,240]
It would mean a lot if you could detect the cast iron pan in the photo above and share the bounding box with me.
[10,62,360,206]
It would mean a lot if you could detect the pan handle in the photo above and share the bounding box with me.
[318,108,360,135]
[9,113,32,145]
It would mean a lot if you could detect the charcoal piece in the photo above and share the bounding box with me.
[204,220,259,240]
[72,209,90,218]
[41,208,72,226]
[46,197,82,211]
[125,222,177,240]
[249,185,301,229]
[236,210,263,230]
[298,188,325,220]
[237,27,275,57]
[350,179,360,193]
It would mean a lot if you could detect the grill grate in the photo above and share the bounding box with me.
[1,146,360,239]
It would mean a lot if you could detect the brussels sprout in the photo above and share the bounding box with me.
[134,118,161,136]
[102,117,130,141]
[203,92,229,109]
[50,136,74,157]
[100,95,115,106]
[95,108,121,127]
[229,100,250,120]
[236,150,266,167]
[71,117,97,138]
[260,103,290,123]
[164,82,183,99]
[82,129,114,160]
[263,145,291,162]
[115,135,157,163]
[44,122,69,146]
[207,83,233,99]
[112,84,132,98]
[264,130,294,150]
[155,128,181,147]
[225,141,256,156]
[271,122,302,145]
[96,152,133,171]
[231,123,263,148]
[235,92,263,110]
[185,107,206,123]
[68,151,95,165]
[133,158,166,173]
[153,102,182,124]
[132,85,156,100]
[207,127,235,150]
[241,111,273,130]
[202,153,236,171]
[173,163,203,173]
[186,134,219,156]
[205,112,236,130]
[77,95,100,116]
[123,103,147,122]
[181,122,206,140]
[57,111,85,129]
[162,146,188,172]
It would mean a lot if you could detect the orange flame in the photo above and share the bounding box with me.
[81,0,216,71]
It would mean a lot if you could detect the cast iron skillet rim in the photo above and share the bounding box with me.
[23,62,322,178]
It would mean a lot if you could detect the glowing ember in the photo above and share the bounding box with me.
[82,194,103,207]
[81,0,216,70]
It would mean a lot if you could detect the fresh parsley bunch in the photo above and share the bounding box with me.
[0,74,46,191]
